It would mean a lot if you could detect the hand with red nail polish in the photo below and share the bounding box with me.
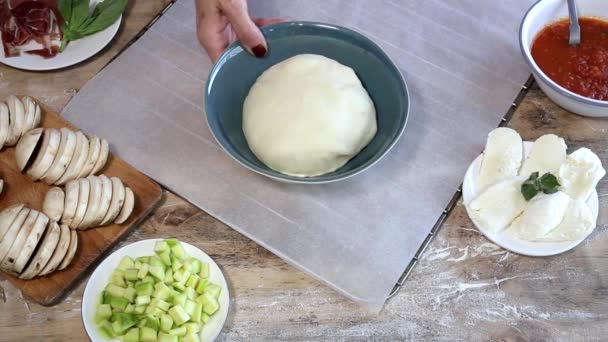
[195,0,285,62]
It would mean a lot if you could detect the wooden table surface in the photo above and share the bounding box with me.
[1,1,607,341]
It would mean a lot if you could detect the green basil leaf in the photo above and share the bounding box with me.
[521,181,539,201]
[528,171,540,181]
[539,172,560,194]
[70,0,91,29]
[79,0,127,36]
[58,0,73,26]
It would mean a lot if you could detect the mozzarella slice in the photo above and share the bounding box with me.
[510,191,570,240]
[558,148,606,201]
[519,134,567,177]
[539,199,595,242]
[467,177,527,234]
[478,127,523,190]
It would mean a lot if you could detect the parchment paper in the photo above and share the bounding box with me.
[63,0,535,311]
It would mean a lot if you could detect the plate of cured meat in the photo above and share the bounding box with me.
[0,0,125,71]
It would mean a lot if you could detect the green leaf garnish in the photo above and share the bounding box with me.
[58,0,128,51]
[521,172,560,201]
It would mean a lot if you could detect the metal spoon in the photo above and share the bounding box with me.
[567,0,581,45]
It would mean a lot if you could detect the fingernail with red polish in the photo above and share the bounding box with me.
[252,44,267,58]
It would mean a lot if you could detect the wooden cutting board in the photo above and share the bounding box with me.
[0,104,162,306]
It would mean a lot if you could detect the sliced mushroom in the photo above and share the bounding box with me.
[77,136,100,179]
[115,187,135,225]
[5,95,25,146]
[93,175,113,227]
[0,209,38,272]
[79,176,102,229]
[39,222,69,276]
[20,220,59,280]
[100,177,126,226]
[21,96,39,133]
[0,102,9,150]
[90,139,109,176]
[62,180,79,226]
[0,207,30,264]
[58,229,77,271]
[56,131,89,185]
[41,128,77,185]
[43,187,65,222]
[0,204,25,241]
[11,211,49,275]
[70,178,90,229]
[27,128,61,181]
[0,179,3,195]
[15,127,43,172]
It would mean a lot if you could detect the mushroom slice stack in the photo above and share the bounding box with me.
[0,95,41,150]
[15,127,110,185]
[0,206,78,279]
[42,175,135,230]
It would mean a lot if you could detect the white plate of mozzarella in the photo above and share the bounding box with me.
[463,128,605,256]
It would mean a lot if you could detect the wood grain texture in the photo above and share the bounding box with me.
[0,106,162,305]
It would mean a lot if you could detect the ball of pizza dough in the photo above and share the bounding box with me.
[243,54,377,177]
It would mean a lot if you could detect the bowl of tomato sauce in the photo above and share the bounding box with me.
[520,0,608,117]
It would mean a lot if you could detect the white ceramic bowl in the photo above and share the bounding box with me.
[82,239,229,342]
[520,0,608,117]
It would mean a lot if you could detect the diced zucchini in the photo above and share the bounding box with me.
[135,282,154,296]
[164,269,174,285]
[171,259,183,273]
[173,269,191,283]
[173,282,185,291]
[205,283,221,299]
[160,313,173,332]
[140,326,157,342]
[98,320,114,339]
[146,315,161,331]
[125,287,136,302]
[201,313,210,324]
[168,326,187,337]
[109,296,129,311]
[105,283,126,298]
[123,327,140,342]
[135,256,150,264]
[136,295,151,306]
[124,268,139,281]
[134,304,147,314]
[184,299,197,316]
[185,287,197,301]
[168,305,190,325]
[186,274,200,288]
[170,244,186,260]
[188,258,201,274]
[141,275,155,283]
[165,238,179,246]
[149,256,163,267]
[137,263,149,279]
[183,322,201,334]
[95,304,112,323]
[172,292,187,306]
[145,305,166,318]
[110,271,126,287]
[199,263,209,279]
[153,282,172,301]
[190,302,202,323]
[118,256,135,271]
[183,333,201,342]
[134,260,142,269]
[195,279,208,295]
[158,332,179,342]
[149,265,165,280]
[155,240,169,253]
[158,250,172,266]
[111,315,136,336]
[198,293,219,315]
[150,298,171,312]
[124,304,135,313]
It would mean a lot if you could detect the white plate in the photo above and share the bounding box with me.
[463,142,599,257]
[0,1,121,71]
[82,239,230,342]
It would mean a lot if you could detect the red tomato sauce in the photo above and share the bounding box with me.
[531,17,608,101]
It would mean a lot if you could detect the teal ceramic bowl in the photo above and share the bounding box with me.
[205,21,409,184]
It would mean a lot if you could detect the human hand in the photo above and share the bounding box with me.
[195,0,284,62]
